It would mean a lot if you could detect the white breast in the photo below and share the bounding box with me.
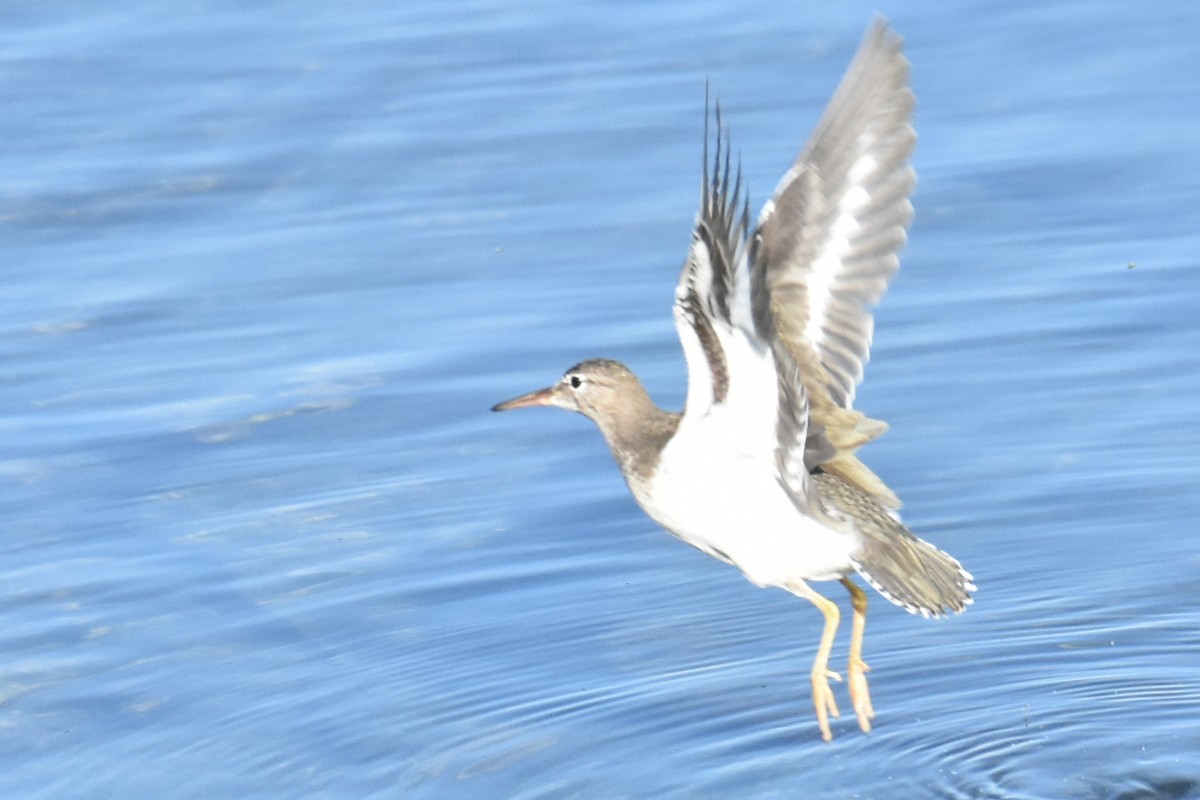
[634,407,860,589]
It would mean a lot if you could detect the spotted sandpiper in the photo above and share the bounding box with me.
[493,20,973,741]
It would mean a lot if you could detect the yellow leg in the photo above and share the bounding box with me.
[792,582,842,741]
[840,577,874,732]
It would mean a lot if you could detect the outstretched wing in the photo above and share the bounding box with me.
[674,98,826,515]
[673,98,753,421]
[750,20,916,506]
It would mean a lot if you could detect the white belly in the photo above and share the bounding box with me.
[635,414,860,589]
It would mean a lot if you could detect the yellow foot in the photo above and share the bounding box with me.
[811,669,843,741]
[847,657,874,733]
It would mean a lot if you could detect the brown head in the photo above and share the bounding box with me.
[492,358,680,479]
[492,358,646,419]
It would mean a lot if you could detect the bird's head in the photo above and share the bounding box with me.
[492,359,643,424]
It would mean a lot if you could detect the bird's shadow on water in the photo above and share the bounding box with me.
[1081,776,1200,800]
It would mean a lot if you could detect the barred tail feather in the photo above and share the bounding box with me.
[812,471,974,616]
[850,533,975,618]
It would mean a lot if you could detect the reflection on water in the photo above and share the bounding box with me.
[3,1,1200,798]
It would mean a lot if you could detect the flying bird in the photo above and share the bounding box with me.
[493,20,973,741]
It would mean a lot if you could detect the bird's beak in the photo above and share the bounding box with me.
[491,385,558,412]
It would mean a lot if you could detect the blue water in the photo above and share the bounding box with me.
[4,1,1200,797]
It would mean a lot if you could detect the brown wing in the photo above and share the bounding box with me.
[750,20,916,507]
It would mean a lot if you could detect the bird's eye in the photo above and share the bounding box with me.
[569,375,582,389]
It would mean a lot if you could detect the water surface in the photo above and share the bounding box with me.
[3,1,1200,797]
